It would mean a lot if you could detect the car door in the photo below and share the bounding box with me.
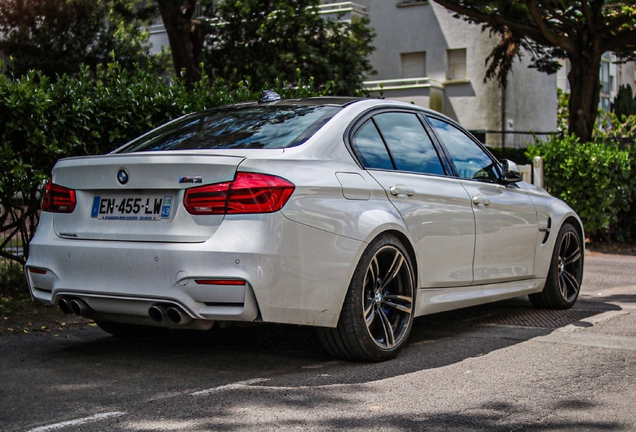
[426,116,539,285]
[349,110,475,288]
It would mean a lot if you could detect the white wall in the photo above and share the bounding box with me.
[354,0,556,147]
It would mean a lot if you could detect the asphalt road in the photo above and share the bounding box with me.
[1,250,635,432]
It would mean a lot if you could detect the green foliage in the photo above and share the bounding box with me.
[0,62,324,265]
[527,135,635,241]
[204,0,376,95]
[0,263,29,315]
[486,146,531,165]
[595,110,636,147]
[611,84,636,121]
[0,0,163,78]
[557,88,569,135]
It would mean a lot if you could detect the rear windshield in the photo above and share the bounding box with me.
[115,105,342,153]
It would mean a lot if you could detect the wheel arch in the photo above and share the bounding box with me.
[560,214,586,274]
[381,229,419,287]
[563,215,584,243]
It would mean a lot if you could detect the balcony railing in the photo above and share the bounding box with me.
[362,77,444,92]
[317,2,368,21]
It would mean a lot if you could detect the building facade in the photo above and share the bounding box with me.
[327,0,558,148]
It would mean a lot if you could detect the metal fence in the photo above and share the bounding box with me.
[0,235,23,273]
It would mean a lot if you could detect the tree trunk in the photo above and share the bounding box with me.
[567,49,602,142]
[156,0,201,89]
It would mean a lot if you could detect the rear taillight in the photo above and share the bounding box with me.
[41,181,76,213]
[184,172,295,215]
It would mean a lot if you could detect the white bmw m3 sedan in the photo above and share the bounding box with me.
[25,94,584,361]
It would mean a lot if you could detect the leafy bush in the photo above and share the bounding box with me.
[0,62,325,265]
[611,84,636,121]
[486,146,531,165]
[595,110,636,147]
[527,135,635,241]
[0,263,29,314]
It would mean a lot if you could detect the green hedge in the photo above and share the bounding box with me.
[486,146,532,165]
[527,135,636,242]
[0,63,324,265]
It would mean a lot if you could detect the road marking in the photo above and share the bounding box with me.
[26,412,126,432]
[190,378,270,397]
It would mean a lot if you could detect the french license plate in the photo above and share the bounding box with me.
[91,196,172,221]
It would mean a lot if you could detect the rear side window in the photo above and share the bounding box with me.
[351,120,394,170]
[115,105,342,153]
[373,112,445,175]
[351,111,445,175]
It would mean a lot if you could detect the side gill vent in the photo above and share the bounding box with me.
[541,217,552,244]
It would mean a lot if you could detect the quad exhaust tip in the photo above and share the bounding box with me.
[148,304,193,325]
[166,306,193,325]
[148,305,166,323]
[58,298,72,315]
[58,297,92,317]
[69,298,91,316]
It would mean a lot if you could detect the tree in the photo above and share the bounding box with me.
[205,0,375,94]
[0,0,158,78]
[612,84,636,120]
[155,0,375,94]
[430,0,636,142]
[155,0,207,89]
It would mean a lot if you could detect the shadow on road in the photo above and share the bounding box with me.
[44,294,626,387]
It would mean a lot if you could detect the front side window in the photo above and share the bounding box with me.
[428,117,499,182]
[115,105,342,153]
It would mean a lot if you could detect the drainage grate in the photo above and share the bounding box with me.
[473,308,602,328]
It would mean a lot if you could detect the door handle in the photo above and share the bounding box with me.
[390,185,415,197]
[472,195,490,206]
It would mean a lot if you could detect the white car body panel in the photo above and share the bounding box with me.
[461,180,539,284]
[367,171,475,287]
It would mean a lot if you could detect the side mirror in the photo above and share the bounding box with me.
[501,159,522,184]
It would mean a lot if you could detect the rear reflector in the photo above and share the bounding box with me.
[28,267,47,275]
[195,279,246,286]
[184,172,294,215]
[41,180,76,213]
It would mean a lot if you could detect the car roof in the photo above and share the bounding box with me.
[259,96,364,107]
[267,97,441,117]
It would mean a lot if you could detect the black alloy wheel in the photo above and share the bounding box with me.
[318,234,415,361]
[529,223,583,309]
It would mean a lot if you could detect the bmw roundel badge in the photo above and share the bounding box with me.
[117,169,129,185]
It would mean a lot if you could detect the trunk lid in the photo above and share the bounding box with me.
[51,152,245,242]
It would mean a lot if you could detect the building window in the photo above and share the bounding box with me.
[446,48,467,81]
[600,60,611,95]
[396,0,428,7]
[400,52,426,78]
[600,97,611,112]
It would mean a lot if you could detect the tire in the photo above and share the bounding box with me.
[94,320,164,339]
[318,234,416,362]
[529,223,583,309]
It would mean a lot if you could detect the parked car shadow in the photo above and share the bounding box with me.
[47,294,626,386]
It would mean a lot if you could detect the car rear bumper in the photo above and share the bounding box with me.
[26,212,364,328]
